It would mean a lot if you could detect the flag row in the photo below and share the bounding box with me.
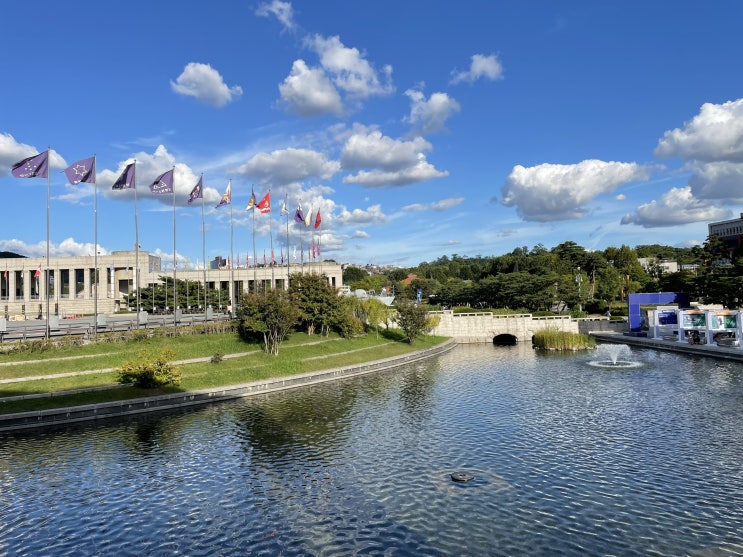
[11,151,323,229]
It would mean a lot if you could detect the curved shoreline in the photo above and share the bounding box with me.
[0,339,457,434]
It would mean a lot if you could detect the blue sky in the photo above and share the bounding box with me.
[2,0,743,270]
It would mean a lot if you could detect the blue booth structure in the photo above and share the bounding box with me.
[627,292,691,333]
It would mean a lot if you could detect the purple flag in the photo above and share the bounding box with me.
[216,182,231,208]
[149,169,174,194]
[294,206,304,224]
[188,176,203,204]
[11,151,49,179]
[64,156,96,184]
[112,162,136,190]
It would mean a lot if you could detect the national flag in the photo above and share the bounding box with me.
[64,156,96,184]
[294,204,304,224]
[112,162,136,190]
[305,206,312,228]
[314,208,322,229]
[271,248,275,264]
[216,182,231,208]
[34,264,41,278]
[263,250,267,266]
[187,175,203,204]
[4,270,8,281]
[12,151,49,179]
[256,191,270,214]
[149,169,174,194]
[246,187,256,210]
[281,194,288,215]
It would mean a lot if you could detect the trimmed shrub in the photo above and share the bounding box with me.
[116,349,182,388]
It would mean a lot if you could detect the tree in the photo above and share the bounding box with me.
[288,272,341,335]
[342,266,368,286]
[394,299,429,344]
[237,290,301,355]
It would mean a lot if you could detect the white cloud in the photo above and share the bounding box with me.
[655,99,743,162]
[0,237,107,258]
[306,34,394,99]
[403,197,464,212]
[340,130,448,187]
[334,204,387,226]
[405,89,461,135]
[620,186,730,227]
[236,147,340,185]
[255,0,296,31]
[450,53,504,85]
[170,62,243,107]
[687,160,743,202]
[501,159,649,222]
[278,59,344,117]
[352,230,370,238]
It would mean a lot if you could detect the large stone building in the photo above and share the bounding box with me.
[0,250,342,319]
[709,213,743,252]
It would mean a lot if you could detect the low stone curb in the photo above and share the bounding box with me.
[0,339,456,433]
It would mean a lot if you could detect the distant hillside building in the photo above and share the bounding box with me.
[709,213,743,251]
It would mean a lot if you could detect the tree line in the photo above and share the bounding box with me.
[343,237,743,315]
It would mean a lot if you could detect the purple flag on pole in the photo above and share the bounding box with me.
[216,182,231,208]
[64,156,96,184]
[294,206,304,224]
[11,151,49,178]
[112,162,136,190]
[187,176,203,204]
[149,169,174,194]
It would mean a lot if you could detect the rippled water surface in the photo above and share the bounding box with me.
[2,343,742,556]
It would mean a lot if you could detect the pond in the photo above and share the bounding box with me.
[1,343,742,556]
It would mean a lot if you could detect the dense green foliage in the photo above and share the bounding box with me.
[532,329,596,351]
[395,299,431,344]
[116,349,182,388]
[345,236,742,312]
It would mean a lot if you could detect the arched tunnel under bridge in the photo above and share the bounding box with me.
[493,334,518,346]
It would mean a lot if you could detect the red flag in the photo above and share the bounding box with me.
[257,192,271,214]
[34,264,41,278]
[271,249,275,264]
[314,208,322,229]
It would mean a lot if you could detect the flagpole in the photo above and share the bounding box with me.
[45,147,51,340]
[285,197,290,289]
[133,161,140,326]
[229,179,234,315]
[251,186,257,293]
[200,174,207,323]
[268,189,275,287]
[172,166,177,329]
[93,153,99,340]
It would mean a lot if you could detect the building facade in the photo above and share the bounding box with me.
[709,213,743,251]
[0,250,343,319]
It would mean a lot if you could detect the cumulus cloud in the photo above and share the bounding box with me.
[620,186,730,227]
[334,204,387,226]
[686,160,743,202]
[501,159,649,222]
[306,34,394,99]
[255,0,296,31]
[450,54,504,85]
[0,237,107,258]
[278,34,393,117]
[339,130,448,187]
[170,62,243,107]
[404,89,461,135]
[278,59,344,117]
[236,147,340,185]
[403,197,464,212]
[654,99,743,162]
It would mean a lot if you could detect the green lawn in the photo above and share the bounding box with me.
[0,330,448,414]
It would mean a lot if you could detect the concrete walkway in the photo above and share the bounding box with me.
[590,331,743,363]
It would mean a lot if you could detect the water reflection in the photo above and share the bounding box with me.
[1,343,742,556]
